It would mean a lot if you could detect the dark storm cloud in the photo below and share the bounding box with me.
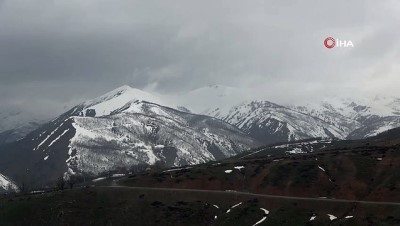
[0,0,399,114]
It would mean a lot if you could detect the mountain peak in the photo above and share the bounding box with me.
[81,85,164,117]
[110,85,135,93]
[117,84,133,89]
[98,84,135,97]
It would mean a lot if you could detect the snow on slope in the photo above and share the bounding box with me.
[291,95,400,122]
[0,107,46,133]
[3,84,399,186]
[0,106,49,144]
[65,101,255,176]
[0,122,43,145]
[290,95,400,139]
[0,85,256,186]
[206,100,346,144]
[180,86,400,142]
[179,85,349,143]
[363,120,400,137]
[347,116,400,139]
[0,173,18,191]
[80,85,166,117]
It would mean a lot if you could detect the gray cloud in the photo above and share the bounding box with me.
[0,0,399,115]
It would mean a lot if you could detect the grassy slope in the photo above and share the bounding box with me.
[1,186,400,226]
[120,146,400,202]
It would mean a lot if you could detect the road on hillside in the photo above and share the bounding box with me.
[101,185,400,206]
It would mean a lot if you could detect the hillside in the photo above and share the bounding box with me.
[0,86,257,189]
[0,128,399,225]
[119,141,400,202]
[116,128,400,201]
[1,186,399,226]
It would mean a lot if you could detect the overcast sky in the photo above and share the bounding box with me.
[1,0,399,115]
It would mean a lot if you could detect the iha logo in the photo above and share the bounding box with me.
[324,37,354,49]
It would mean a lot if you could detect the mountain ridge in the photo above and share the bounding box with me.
[179,85,400,143]
[1,85,400,191]
[0,86,258,189]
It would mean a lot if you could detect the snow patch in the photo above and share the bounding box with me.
[253,208,269,226]
[253,216,267,226]
[163,167,192,173]
[92,177,106,182]
[226,202,242,213]
[234,166,245,170]
[34,122,65,151]
[29,190,45,194]
[47,129,70,149]
[260,208,269,215]
[287,147,306,154]
[327,214,337,221]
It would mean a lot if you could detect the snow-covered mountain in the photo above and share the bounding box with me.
[79,85,166,117]
[1,84,400,191]
[290,95,400,139]
[65,101,254,176]
[179,85,400,144]
[206,100,347,144]
[0,122,44,145]
[0,107,49,144]
[0,85,257,189]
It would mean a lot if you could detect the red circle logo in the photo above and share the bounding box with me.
[324,37,335,49]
